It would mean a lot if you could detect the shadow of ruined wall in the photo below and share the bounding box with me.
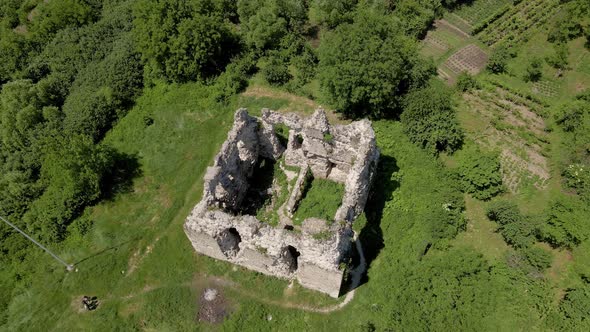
[184,108,379,298]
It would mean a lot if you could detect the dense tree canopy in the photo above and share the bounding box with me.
[401,80,463,153]
[133,0,235,82]
[237,0,307,52]
[318,8,434,118]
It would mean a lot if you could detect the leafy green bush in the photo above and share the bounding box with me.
[262,54,292,86]
[212,53,256,102]
[309,0,357,28]
[540,196,590,248]
[133,0,236,82]
[455,72,479,92]
[548,284,590,330]
[499,217,538,248]
[547,8,583,44]
[563,163,590,198]
[523,58,543,82]
[237,0,307,51]
[522,246,552,271]
[23,134,114,241]
[456,147,504,200]
[401,80,463,154]
[554,99,589,132]
[29,0,99,43]
[486,200,539,248]
[546,43,569,70]
[486,200,522,225]
[486,46,510,74]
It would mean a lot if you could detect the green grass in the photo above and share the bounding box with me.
[256,158,298,226]
[293,178,344,225]
[452,195,511,263]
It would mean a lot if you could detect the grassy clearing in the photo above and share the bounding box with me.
[452,195,511,263]
[293,178,344,225]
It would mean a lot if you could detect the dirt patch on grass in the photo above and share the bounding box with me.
[197,288,230,324]
[70,295,87,314]
[445,44,489,75]
[13,25,28,35]
[461,88,550,192]
[423,34,450,51]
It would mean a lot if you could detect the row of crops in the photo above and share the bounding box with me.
[477,0,560,47]
[451,0,512,27]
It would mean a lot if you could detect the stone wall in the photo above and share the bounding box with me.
[184,108,379,297]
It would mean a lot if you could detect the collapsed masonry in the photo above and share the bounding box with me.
[184,108,379,297]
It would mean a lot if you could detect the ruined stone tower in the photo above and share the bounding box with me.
[184,108,379,297]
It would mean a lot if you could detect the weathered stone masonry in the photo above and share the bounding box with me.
[184,108,379,297]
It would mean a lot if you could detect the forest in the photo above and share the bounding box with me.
[0,0,589,330]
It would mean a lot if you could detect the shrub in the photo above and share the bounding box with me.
[133,0,236,82]
[563,163,590,197]
[486,46,510,74]
[486,200,521,225]
[401,80,463,154]
[318,8,434,118]
[554,99,589,132]
[523,58,543,82]
[540,196,590,248]
[456,147,504,200]
[522,246,552,271]
[499,217,538,248]
[455,72,479,92]
[551,285,590,330]
[309,0,357,28]
[262,54,292,86]
[213,53,256,102]
[546,43,569,70]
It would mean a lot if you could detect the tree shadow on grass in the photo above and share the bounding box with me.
[73,238,137,265]
[101,151,142,201]
[359,154,400,285]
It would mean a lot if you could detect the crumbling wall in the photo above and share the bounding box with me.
[203,109,260,211]
[184,108,379,298]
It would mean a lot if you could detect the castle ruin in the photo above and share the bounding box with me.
[184,108,379,297]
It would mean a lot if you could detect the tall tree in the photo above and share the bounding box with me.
[133,0,235,82]
[318,8,434,118]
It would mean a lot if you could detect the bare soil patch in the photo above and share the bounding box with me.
[423,34,450,52]
[13,25,28,35]
[445,44,489,75]
[198,287,230,324]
